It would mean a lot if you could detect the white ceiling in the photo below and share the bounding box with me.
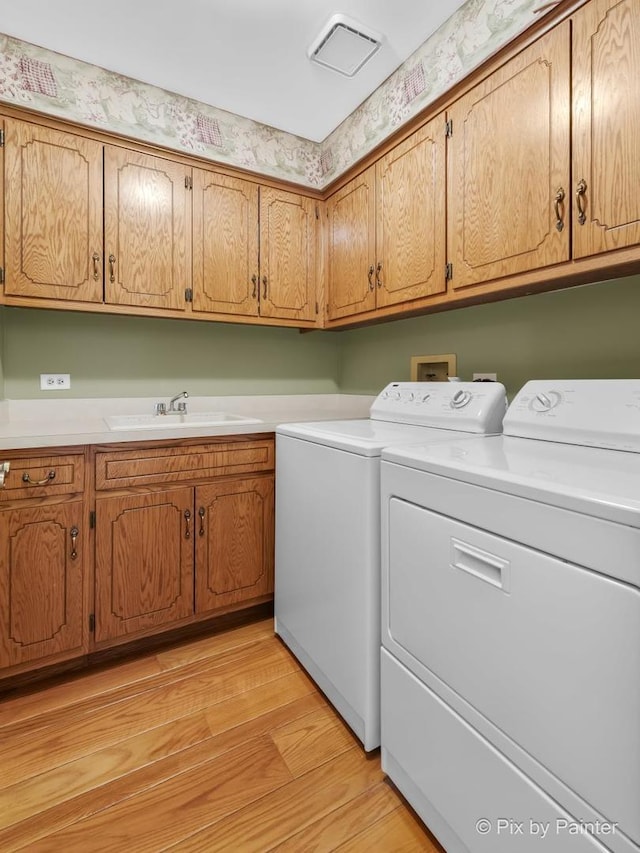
[0,0,467,142]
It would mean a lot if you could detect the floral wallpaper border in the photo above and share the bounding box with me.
[0,0,541,189]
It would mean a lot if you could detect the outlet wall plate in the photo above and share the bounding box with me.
[40,373,71,390]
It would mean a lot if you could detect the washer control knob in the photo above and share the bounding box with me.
[392,391,402,401]
[407,392,415,402]
[421,393,431,403]
[451,389,472,409]
[531,391,562,412]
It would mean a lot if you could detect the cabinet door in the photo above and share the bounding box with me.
[104,147,191,311]
[572,0,640,258]
[192,169,259,316]
[95,488,194,642]
[4,120,103,303]
[259,188,316,322]
[0,501,84,668]
[447,23,570,289]
[376,119,446,307]
[327,166,376,320]
[195,476,274,613]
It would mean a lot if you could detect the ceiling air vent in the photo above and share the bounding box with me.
[307,14,382,78]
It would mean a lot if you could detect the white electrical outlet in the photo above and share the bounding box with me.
[40,373,71,390]
[473,372,498,381]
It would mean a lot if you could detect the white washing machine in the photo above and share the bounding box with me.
[275,381,507,751]
[381,380,640,853]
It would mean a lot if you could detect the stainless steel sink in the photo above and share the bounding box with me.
[105,412,263,431]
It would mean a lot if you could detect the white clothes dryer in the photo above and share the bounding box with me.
[275,381,506,750]
[381,380,640,853]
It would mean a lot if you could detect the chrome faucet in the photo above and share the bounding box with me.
[155,391,189,415]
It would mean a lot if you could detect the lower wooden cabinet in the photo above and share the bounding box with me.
[94,487,195,642]
[93,438,276,644]
[0,500,85,668]
[195,477,274,613]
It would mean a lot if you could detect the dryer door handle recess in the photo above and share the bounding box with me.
[450,538,511,592]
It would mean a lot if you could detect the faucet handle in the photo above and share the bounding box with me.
[155,402,167,415]
[177,401,187,413]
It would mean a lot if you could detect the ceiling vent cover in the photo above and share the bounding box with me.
[308,14,382,77]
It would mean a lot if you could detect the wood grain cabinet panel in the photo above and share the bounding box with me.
[3,120,103,303]
[0,501,84,667]
[104,146,191,311]
[259,188,317,322]
[572,0,640,258]
[447,23,571,289]
[0,453,84,502]
[375,119,446,308]
[95,488,194,642]
[326,167,377,320]
[192,169,260,316]
[195,476,274,613]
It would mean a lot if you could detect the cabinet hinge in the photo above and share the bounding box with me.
[89,613,95,633]
[0,267,4,285]
[315,205,319,220]
[89,510,96,529]
[315,301,319,314]
[445,119,453,138]
[445,262,453,281]
[185,175,193,190]
[0,129,4,147]
[185,288,193,303]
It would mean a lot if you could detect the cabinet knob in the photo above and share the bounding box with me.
[108,254,116,283]
[368,265,375,291]
[184,509,192,539]
[70,526,79,560]
[554,187,565,232]
[198,506,206,537]
[576,178,587,226]
[0,461,10,488]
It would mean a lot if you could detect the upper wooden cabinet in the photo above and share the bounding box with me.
[259,187,317,322]
[192,170,259,317]
[192,176,316,322]
[447,23,571,290]
[3,120,103,303]
[327,115,446,321]
[326,167,376,320]
[104,147,192,312]
[572,0,640,258]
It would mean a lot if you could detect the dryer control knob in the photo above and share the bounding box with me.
[451,390,472,409]
[531,391,562,412]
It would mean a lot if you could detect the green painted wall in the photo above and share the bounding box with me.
[0,308,340,398]
[338,276,640,398]
[1,276,639,400]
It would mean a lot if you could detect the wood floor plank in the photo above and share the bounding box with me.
[0,625,278,736]
[0,640,297,789]
[155,617,274,670]
[271,705,357,777]
[165,745,385,852]
[0,655,162,729]
[23,736,294,853]
[335,804,445,852]
[0,711,213,831]
[0,685,323,851]
[270,780,401,852]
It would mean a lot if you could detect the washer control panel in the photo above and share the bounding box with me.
[504,380,640,452]
[371,382,507,434]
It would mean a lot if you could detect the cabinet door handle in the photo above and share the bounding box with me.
[262,275,268,299]
[576,178,587,226]
[108,254,116,283]
[92,252,101,281]
[251,274,258,299]
[368,265,375,291]
[198,506,205,536]
[70,526,79,560]
[0,462,10,489]
[554,187,565,232]
[22,470,56,486]
[376,261,383,288]
[184,509,192,539]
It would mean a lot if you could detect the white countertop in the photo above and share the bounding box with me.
[0,394,375,451]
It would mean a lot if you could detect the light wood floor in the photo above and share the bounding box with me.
[0,617,445,852]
